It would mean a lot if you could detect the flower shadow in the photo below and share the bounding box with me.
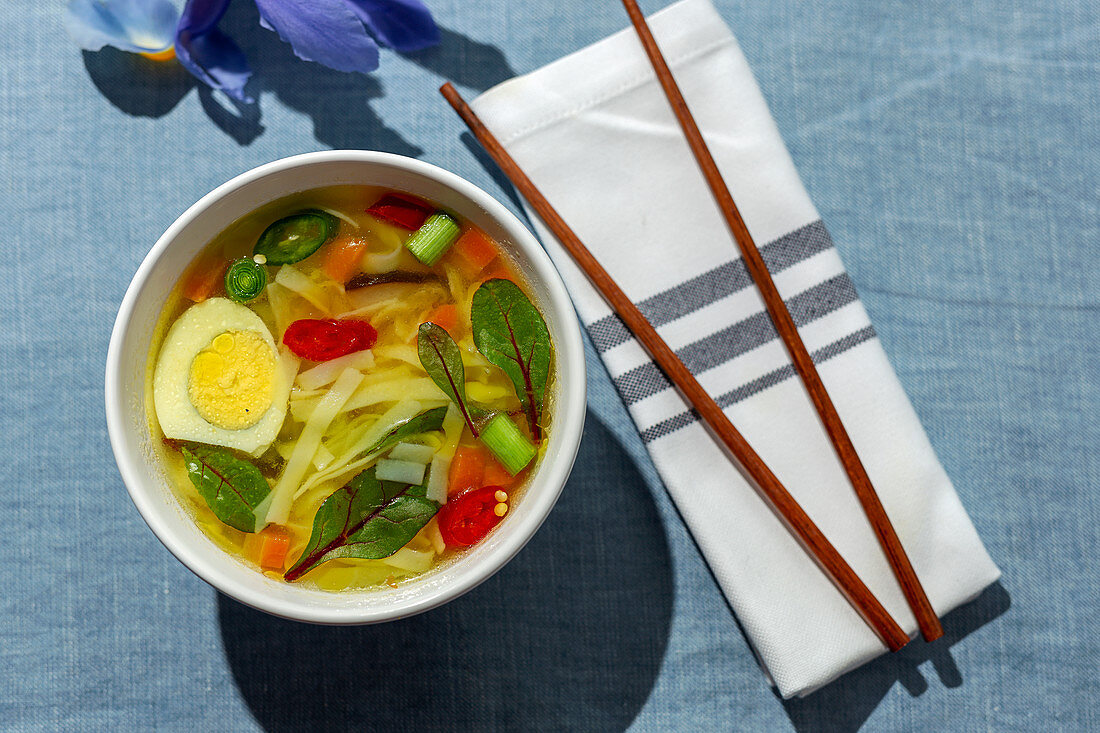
[217,412,674,732]
[80,0,516,152]
[400,28,517,92]
[81,47,196,118]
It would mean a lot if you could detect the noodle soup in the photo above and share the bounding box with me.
[146,185,554,591]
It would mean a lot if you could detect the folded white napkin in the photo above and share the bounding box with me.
[471,0,1000,697]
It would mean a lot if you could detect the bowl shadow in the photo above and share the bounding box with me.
[218,412,674,732]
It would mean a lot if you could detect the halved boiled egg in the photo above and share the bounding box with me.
[153,297,297,455]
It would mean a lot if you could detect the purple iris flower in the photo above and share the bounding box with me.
[66,0,440,102]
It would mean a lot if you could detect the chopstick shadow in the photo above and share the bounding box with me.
[217,412,674,732]
[80,1,515,152]
[460,132,529,217]
[780,581,1011,733]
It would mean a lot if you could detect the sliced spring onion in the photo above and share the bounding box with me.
[254,210,338,265]
[389,442,436,464]
[261,367,365,525]
[480,414,537,475]
[224,258,267,302]
[375,458,427,485]
[404,213,461,265]
[425,455,450,504]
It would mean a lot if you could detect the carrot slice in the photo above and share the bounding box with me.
[482,457,521,489]
[254,525,290,571]
[448,445,486,497]
[452,228,498,270]
[181,254,230,302]
[479,260,515,285]
[425,303,459,334]
[321,235,370,284]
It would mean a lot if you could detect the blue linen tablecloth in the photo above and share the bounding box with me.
[0,0,1096,730]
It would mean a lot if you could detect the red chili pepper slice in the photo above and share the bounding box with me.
[365,193,433,231]
[282,319,377,362]
[438,486,504,547]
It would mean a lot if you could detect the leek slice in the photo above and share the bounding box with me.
[425,455,449,504]
[389,442,436,463]
[375,458,427,485]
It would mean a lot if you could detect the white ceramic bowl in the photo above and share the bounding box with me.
[105,151,586,624]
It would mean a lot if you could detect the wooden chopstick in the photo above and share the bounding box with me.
[618,0,944,642]
[440,82,910,652]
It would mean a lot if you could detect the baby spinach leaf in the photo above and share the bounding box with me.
[471,278,553,441]
[418,322,486,436]
[181,445,271,533]
[283,467,439,582]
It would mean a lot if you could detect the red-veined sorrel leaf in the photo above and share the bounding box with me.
[471,279,552,441]
[417,322,486,436]
[181,444,271,533]
[283,466,440,582]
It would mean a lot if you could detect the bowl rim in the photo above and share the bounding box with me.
[105,150,587,624]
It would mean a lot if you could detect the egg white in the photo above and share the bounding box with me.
[153,297,297,455]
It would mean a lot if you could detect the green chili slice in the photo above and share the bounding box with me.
[253,210,339,265]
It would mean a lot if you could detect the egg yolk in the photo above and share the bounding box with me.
[188,330,275,430]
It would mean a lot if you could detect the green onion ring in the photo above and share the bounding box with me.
[224,258,268,303]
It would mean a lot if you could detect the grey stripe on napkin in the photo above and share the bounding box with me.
[610,270,860,406]
[638,325,877,443]
[588,220,835,353]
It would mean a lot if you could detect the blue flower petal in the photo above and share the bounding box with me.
[253,0,380,74]
[343,0,440,52]
[65,0,179,54]
[175,0,254,102]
